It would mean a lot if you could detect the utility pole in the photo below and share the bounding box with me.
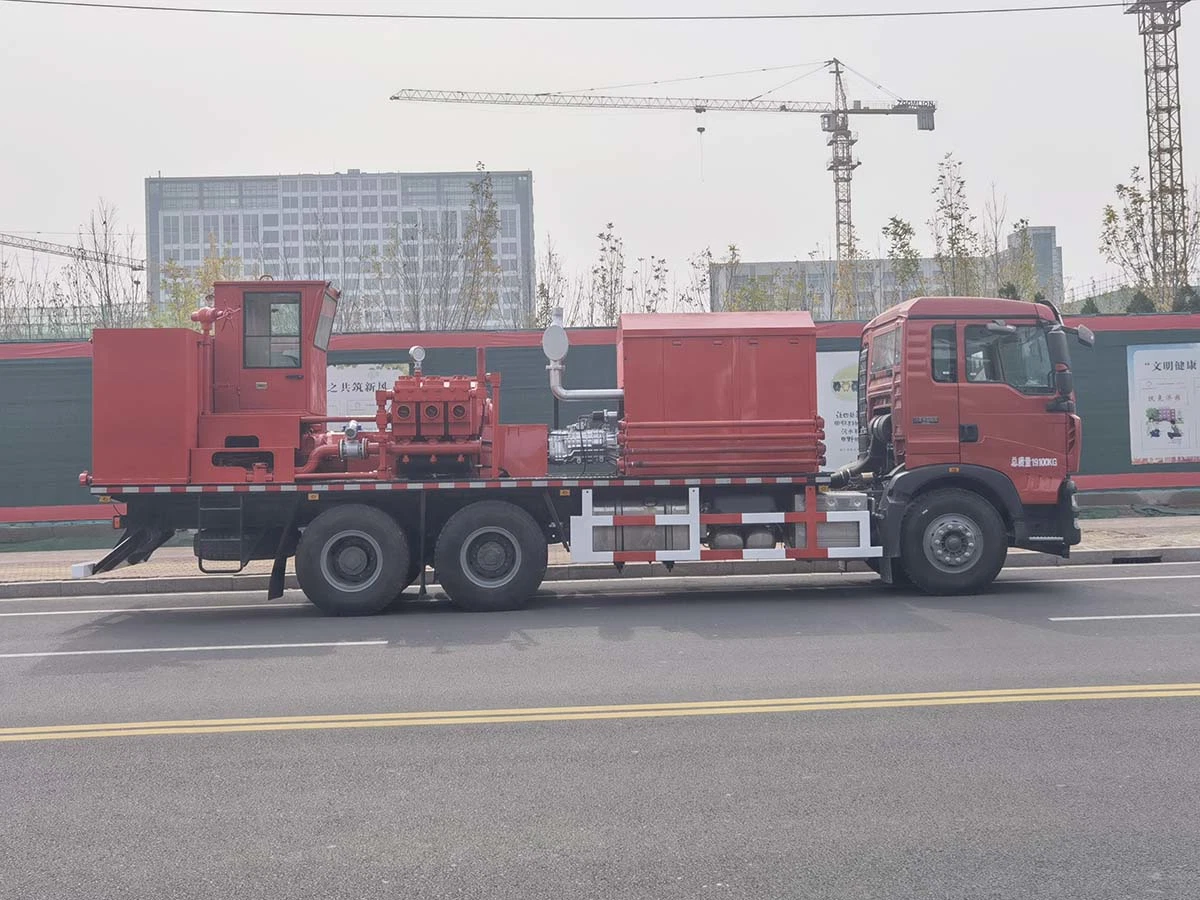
[1126,0,1193,307]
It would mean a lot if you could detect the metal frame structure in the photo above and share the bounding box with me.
[390,61,935,318]
[1126,1,1193,306]
[0,232,145,272]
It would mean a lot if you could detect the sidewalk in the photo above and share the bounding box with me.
[2,516,1199,600]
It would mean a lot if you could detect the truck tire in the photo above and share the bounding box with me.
[434,500,548,612]
[899,488,1007,596]
[295,504,410,616]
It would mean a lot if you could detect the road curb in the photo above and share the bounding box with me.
[2,545,1199,600]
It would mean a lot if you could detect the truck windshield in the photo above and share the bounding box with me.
[964,324,1054,394]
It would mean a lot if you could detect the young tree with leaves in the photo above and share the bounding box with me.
[882,216,924,300]
[1100,167,1200,311]
[1126,290,1156,315]
[158,235,243,328]
[928,153,980,297]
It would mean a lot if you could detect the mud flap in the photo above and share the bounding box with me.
[267,500,302,601]
[87,527,175,576]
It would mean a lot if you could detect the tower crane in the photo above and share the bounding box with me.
[0,231,145,272]
[1126,1,1193,308]
[391,59,936,318]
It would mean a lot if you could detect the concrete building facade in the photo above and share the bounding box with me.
[710,225,1065,319]
[145,169,535,330]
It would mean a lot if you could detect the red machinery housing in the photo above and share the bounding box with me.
[616,312,826,476]
[88,280,547,487]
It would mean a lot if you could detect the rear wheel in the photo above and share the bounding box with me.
[434,501,548,612]
[899,488,1007,595]
[295,504,410,616]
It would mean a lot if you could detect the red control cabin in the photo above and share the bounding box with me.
[79,281,1092,616]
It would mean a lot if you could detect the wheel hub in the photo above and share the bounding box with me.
[460,526,522,589]
[319,531,383,593]
[924,514,981,573]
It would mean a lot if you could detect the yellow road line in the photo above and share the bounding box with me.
[4,683,1198,744]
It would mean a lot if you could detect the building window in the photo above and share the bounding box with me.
[282,180,298,193]
[501,241,517,256]
[362,228,379,241]
[244,291,301,369]
[184,248,200,261]
[262,230,279,244]
[500,207,518,239]
[342,211,358,224]
[162,216,180,243]
[321,229,338,242]
[321,178,337,191]
[303,229,319,242]
[341,195,358,207]
[282,196,298,209]
[283,213,300,226]
[322,211,338,225]
[362,210,378,223]
[262,214,279,227]
[343,229,359,241]
[181,215,199,243]
[382,210,398,224]
[302,179,319,192]
[243,214,260,243]
[322,195,337,208]
[381,194,397,207]
[381,177,397,190]
[361,195,378,207]
[302,196,318,209]
[340,177,358,191]
[223,215,239,243]
[203,215,220,242]
[283,229,299,242]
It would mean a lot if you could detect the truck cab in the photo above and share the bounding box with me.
[845,297,1094,590]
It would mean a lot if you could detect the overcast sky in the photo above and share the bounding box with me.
[0,0,1195,295]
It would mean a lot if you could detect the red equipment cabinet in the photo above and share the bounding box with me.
[91,328,200,485]
[617,312,826,476]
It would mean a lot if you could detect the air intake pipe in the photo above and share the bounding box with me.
[542,308,624,402]
[829,413,891,489]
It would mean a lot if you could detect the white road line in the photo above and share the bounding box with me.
[1013,574,1200,585]
[0,640,387,660]
[1050,612,1200,622]
[0,603,310,618]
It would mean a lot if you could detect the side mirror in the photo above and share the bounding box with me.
[1074,324,1095,348]
[1055,369,1074,397]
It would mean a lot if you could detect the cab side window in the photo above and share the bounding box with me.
[244,291,302,368]
[964,324,1054,394]
[931,325,957,383]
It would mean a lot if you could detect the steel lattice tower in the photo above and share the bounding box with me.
[1126,1,1193,305]
[823,60,863,319]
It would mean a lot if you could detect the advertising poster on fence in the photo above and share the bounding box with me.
[327,363,410,429]
[1127,343,1200,465]
[816,350,861,472]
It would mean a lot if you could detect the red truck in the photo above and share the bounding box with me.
[77,280,1093,615]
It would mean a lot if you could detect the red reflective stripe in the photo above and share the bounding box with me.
[613,551,658,563]
[785,548,830,559]
[700,514,744,525]
[610,515,658,526]
[699,549,745,560]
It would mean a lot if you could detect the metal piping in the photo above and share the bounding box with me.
[543,307,624,402]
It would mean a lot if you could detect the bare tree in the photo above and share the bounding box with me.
[73,199,145,327]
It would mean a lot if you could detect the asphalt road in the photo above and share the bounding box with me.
[3,563,1200,899]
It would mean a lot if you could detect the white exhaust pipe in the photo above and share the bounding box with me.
[543,308,624,402]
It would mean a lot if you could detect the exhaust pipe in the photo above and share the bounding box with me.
[542,308,624,402]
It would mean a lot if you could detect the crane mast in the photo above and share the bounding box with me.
[391,60,935,318]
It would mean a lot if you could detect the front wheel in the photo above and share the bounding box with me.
[899,488,1007,595]
[295,504,410,616]
[434,501,548,612]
